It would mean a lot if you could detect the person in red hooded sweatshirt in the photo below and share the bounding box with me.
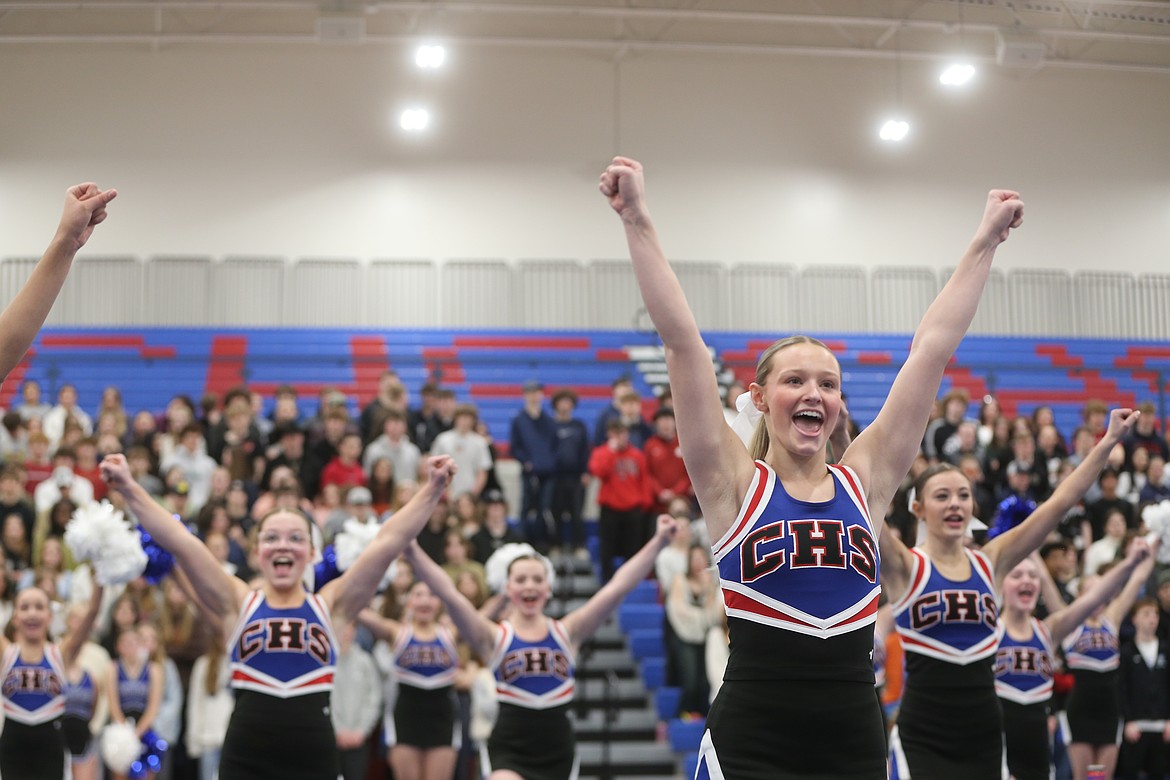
[644,407,693,517]
[590,418,653,583]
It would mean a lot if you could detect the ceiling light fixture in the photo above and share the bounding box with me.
[939,62,976,86]
[399,107,431,131]
[415,44,446,69]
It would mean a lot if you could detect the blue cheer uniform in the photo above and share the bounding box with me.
[62,667,98,758]
[220,590,340,780]
[889,547,1006,780]
[996,618,1055,780]
[387,624,460,749]
[116,660,151,720]
[0,643,67,780]
[482,618,577,780]
[1059,619,1123,746]
[698,461,886,780]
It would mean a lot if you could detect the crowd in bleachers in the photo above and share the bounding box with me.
[4,361,1170,779]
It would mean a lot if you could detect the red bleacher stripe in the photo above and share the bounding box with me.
[720,350,757,364]
[595,348,629,362]
[422,347,458,360]
[140,346,176,359]
[470,384,526,398]
[1132,370,1162,392]
[1127,347,1170,359]
[0,349,35,409]
[349,336,390,405]
[204,336,249,397]
[427,363,466,384]
[857,352,892,365]
[1037,344,1083,368]
[997,389,1137,406]
[469,384,612,399]
[453,336,591,349]
[40,335,144,348]
[942,367,989,400]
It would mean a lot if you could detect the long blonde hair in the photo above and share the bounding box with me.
[748,335,837,461]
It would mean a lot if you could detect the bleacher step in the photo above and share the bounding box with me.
[577,741,678,777]
[575,677,653,708]
[569,707,659,742]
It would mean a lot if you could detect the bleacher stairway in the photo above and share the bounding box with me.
[546,552,681,780]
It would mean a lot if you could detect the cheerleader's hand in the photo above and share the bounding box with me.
[974,189,1024,249]
[600,156,650,224]
[423,455,456,492]
[1103,408,1139,445]
[99,454,134,492]
[1125,722,1141,743]
[1126,536,1153,565]
[654,513,679,546]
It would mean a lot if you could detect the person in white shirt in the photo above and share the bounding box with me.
[362,410,421,482]
[160,423,217,514]
[429,405,492,500]
[187,644,235,780]
[330,620,383,780]
[42,384,93,451]
[33,455,93,515]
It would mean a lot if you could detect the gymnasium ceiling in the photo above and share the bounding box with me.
[1,0,1169,74]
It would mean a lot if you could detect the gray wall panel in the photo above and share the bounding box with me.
[366,260,440,327]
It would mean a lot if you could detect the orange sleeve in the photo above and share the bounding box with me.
[881,632,904,707]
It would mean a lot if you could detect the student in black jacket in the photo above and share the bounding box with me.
[1118,597,1170,780]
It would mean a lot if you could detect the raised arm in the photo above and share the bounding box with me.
[1105,537,1157,628]
[324,455,455,623]
[403,540,498,663]
[100,454,243,617]
[1031,551,1067,615]
[600,158,755,538]
[562,514,677,648]
[355,607,403,645]
[986,408,1137,581]
[878,515,915,604]
[1046,538,1151,644]
[59,584,104,667]
[0,183,116,379]
[135,662,164,736]
[841,190,1024,515]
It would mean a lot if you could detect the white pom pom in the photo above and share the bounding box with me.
[101,721,142,773]
[1143,499,1170,534]
[65,501,124,561]
[334,518,379,573]
[484,543,555,593]
[65,501,148,586]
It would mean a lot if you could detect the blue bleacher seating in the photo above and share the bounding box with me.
[667,718,707,754]
[623,579,660,605]
[641,656,666,690]
[619,603,664,633]
[628,629,665,661]
[655,686,682,722]
[682,751,700,779]
[9,327,1164,457]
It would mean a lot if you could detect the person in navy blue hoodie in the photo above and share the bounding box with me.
[550,389,590,557]
[510,381,558,552]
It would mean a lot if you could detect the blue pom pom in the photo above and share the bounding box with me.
[313,545,341,592]
[128,760,147,780]
[139,527,177,585]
